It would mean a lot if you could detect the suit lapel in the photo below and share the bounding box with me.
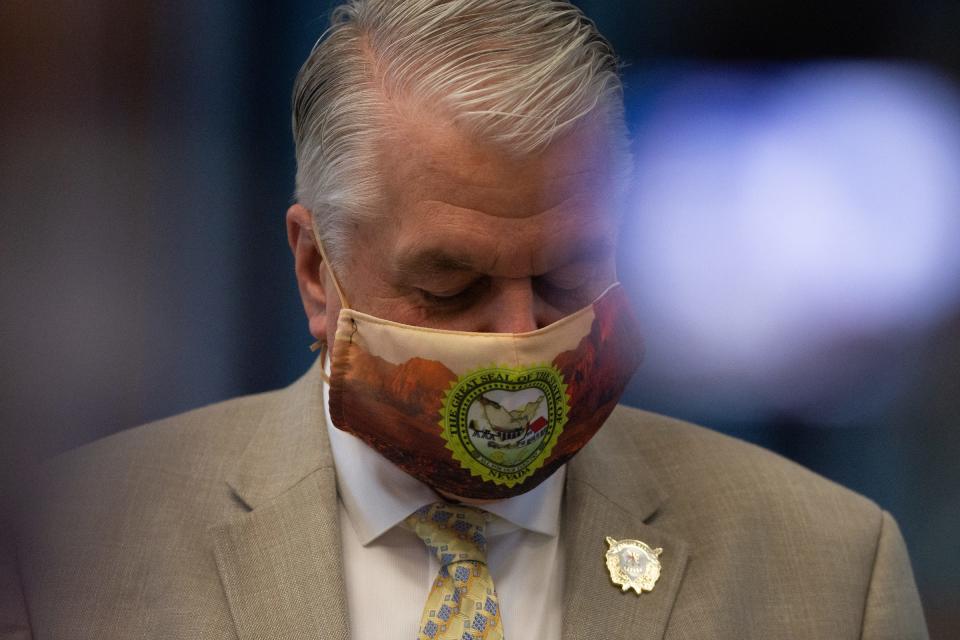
[561,408,690,640]
[212,467,348,640]
[213,358,350,640]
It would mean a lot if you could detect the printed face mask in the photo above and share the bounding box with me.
[318,250,643,500]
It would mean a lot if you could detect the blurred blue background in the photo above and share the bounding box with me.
[1,1,957,635]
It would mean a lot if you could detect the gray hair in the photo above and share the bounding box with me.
[292,0,628,264]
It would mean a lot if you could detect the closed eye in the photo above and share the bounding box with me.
[416,278,490,308]
[534,262,601,310]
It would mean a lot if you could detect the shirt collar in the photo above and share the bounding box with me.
[323,358,564,545]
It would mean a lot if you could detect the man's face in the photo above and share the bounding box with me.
[290,114,623,345]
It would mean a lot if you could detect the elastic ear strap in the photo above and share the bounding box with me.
[314,231,351,310]
[308,341,331,382]
[318,341,330,384]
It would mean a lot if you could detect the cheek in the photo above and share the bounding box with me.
[364,293,433,326]
[334,256,427,326]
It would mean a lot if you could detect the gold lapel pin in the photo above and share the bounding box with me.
[605,536,663,595]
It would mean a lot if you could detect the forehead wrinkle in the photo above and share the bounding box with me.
[413,162,609,218]
[417,157,605,191]
[416,189,589,221]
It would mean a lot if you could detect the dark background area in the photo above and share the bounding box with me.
[1,1,957,636]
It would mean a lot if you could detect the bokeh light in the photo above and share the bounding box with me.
[620,63,960,423]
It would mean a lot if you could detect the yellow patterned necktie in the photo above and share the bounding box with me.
[405,502,504,640]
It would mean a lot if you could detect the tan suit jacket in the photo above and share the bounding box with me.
[2,359,928,639]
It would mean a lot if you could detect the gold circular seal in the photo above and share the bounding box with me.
[439,364,569,487]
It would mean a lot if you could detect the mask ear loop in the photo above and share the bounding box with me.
[314,234,351,311]
[307,232,352,389]
[316,341,331,385]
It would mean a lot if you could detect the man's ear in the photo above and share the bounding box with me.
[286,204,328,342]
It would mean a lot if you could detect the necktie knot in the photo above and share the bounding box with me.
[405,502,489,566]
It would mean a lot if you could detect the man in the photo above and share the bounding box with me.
[2,0,928,638]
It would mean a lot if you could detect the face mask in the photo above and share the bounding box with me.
[315,245,643,500]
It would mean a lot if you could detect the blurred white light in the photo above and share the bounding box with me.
[622,63,960,420]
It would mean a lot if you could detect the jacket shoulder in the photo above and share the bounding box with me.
[595,406,924,638]
[13,386,297,638]
[40,386,285,486]
[602,404,882,536]
[19,385,299,555]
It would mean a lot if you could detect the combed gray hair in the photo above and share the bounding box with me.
[292,0,628,263]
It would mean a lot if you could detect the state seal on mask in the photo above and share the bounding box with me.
[440,364,569,488]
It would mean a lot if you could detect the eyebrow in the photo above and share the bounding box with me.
[394,249,477,279]
[394,237,614,282]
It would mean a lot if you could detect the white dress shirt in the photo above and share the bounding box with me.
[323,364,565,640]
